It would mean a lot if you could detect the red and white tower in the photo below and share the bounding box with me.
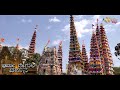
[28,25,37,57]
[99,23,114,75]
[89,25,103,75]
[67,15,83,75]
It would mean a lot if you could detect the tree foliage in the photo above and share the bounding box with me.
[25,53,41,65]
[113,67,120,75]
[115,43,120,60]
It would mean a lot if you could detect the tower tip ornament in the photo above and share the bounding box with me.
[35,25,38,31]
[97,19,99,25]
[100,23,103,26]
[16,38,20,50]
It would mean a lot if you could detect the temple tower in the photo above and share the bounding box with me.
[67,15,83,75]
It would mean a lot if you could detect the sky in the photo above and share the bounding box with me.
[0,15,120,73]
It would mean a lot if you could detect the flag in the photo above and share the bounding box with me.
[104,18,108,23]
[111,18,117,24]
[48,39,50,43]
[1,38,4,42]
[106,17,111,23]
[103,17,118,24]
[92,24,94,29]
[103,18,104,21]
[17,38,19,41]
[36,25,38,27]
[35,25,38,29]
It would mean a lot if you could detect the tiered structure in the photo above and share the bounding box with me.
[99,23,114,75]
[38,45,61,75]
[89,28,103,75]
[82,40,89,74]
[28,25,37,57]
[57,41,63,74]
[67,15,83,75]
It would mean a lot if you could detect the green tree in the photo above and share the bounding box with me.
[25,53,41,65]
[113,67,120,75]
[33,53,41,65]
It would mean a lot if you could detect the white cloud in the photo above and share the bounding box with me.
[115,21,120,25]
[28,19,32,23]
[19,45,29,49]
[21,19,32,23]
[62,15,118,42]
[62,18,92,40]
[49,17,61,23]
[21,19,26,23]
[74,20,91,38]
[104,24,117,33]
[2,43,29,50]
[87,51,90,61]
[75,15,84,20]
[52,39,61,45]
[2,43,11,47]
[47,26,51,29]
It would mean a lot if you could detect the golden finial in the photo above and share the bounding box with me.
[100,23,103,26]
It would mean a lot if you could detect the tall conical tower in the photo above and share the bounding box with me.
[82,40,89,74]
[95,19,105,74]
[99,23,114,75]
[89,27,103,75]
[28,25,37,57]
[67,15,83,75]
[58,41,63,74]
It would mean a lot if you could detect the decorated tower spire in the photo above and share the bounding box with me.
[99,23,114,75]
[95,20,105,74]
[89,25,103,75]
[28,25,37,57]
[16,38,19,50]
[67,15,83,75]
[97,19,98,25]
[82,40,89,74]
[58,41,63,73]
[96,19,100,44]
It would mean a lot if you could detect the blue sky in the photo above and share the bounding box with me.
[0,15,120,72]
